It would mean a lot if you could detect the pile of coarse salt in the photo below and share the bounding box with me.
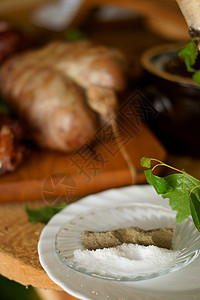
[73,243,180,277]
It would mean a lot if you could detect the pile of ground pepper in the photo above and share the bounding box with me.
[81,226,174,250]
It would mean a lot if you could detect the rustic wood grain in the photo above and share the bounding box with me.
[0,199,63,290]
[0,119,166,203]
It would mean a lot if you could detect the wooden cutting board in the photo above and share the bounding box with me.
[0,110,166,203]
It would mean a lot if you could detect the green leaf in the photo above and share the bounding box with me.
[141,157,151,168]
[193,70,200,85]
[190,189,200,231]
[178,38,200,86]
[144,170,169,194]
[144,169,153,185]
[178,40,198,73]
[162,173,200,223]
[64,28,86,41]
[26,202,67,224]
[141,158,200,228]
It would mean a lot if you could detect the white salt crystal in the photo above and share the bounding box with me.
[73,244,180,277]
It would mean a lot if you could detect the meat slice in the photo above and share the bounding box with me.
[0,113,28,175]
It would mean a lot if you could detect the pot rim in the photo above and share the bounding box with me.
[141,43,200,88]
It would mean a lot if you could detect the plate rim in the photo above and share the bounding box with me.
[38,185,200,300]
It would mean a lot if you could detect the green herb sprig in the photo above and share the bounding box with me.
[178,38,200,85]
[26,202,67,224]
[141,157,200,231]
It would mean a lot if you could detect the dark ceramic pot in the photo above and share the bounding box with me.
[141,43,200,157]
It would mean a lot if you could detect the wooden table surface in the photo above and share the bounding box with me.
[0,1,199,299]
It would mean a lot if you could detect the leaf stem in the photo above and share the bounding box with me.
[149,158,200,183]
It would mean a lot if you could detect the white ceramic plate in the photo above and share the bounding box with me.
[38,185,200,300]
[55,203,200,282]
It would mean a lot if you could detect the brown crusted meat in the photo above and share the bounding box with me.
[48,40,127,91]
[0,41,127,152]
[0,112,28,175]
[1,40,127,91]
[0,65,98,152]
